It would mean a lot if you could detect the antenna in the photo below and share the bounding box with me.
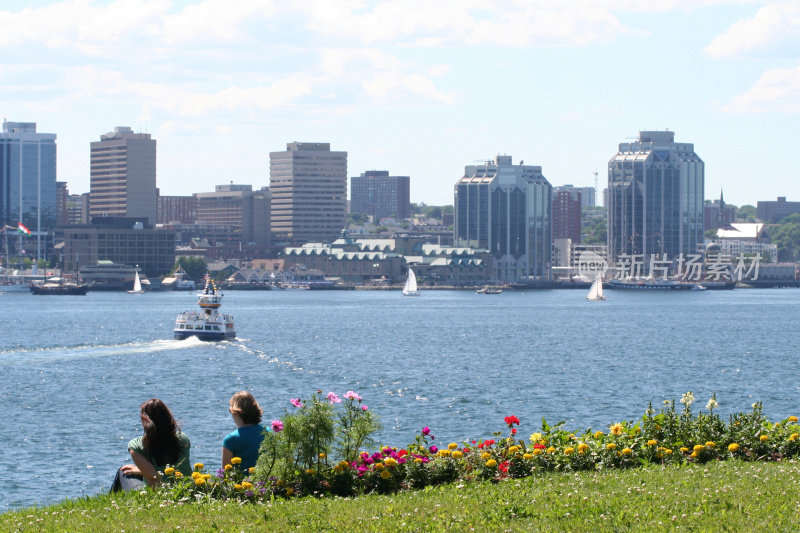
[593,170,599,206]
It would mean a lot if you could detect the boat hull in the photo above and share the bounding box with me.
[174,330,235,341]
[29,284,88,295]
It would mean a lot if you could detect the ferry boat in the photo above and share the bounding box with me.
[606,278,692,291]
[173,275,235,341]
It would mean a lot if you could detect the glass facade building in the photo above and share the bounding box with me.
[454,155,552,282]
[0,121,57,258]
[608,131,704,265]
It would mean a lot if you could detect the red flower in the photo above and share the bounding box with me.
[398,449,408,457]
[498,461,509,473]
[534,443,545,450]
[511,428,517,435]
[504,415,520,427]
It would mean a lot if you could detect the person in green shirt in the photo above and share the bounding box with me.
[111,398,191,492]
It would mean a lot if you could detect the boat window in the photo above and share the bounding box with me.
[205,326,212,330]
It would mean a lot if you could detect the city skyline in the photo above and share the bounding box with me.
[2,1,798,207]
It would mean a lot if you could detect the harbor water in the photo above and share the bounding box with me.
[1,287,798,510]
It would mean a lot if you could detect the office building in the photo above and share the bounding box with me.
[90,127,157,225]
[195,184,271,246]
[757,197,800,223]
[67,193,90,225]
[56,181,69,226]
[0,120,57,258]
[270,142,347,243]
[350,170,411,221]
[552,186,582,243]
[157,194,197,224]
[454,155,552,281]
[607,131,704,265]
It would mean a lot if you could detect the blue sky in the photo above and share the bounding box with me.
[2,0,798,206]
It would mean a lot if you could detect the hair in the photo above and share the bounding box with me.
[229,391,263,425]
[140,398,183,466]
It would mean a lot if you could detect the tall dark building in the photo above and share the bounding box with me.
[608,131,704,264]
[552,187,582,243]
[350,170,411,221]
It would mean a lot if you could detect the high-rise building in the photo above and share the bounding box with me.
[67,193,90,225]
[350,170,411,221]
[607,131,704,264]
[0,120,57,259]
[578,186,596,208]
[270,142,347,243]
[757,196,800,222]
[157,193,197,224]
[56,181,69,226]
[90,127,157,225]
[195,184,271,246]
[454,155,552,282]
[552,186,582,243]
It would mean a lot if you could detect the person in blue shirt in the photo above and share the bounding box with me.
[222,391,267,470]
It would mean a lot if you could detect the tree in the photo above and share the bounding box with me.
[770,216,800,262]
[423,206,442,220]
[173,256,208,281]
[704,229,718,240]
[736,205,757,222]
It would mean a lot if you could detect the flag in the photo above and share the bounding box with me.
[18,222,31,235]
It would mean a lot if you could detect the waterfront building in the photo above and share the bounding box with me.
[757,196,800,223]
[61,217,175,278]
[157,193,197,224]
[195,184,270,246]
[704,191,736,230]
[350,170,411,221]
[90,127,157,225]
[552,186,582,243]
[270,142,347,244]
[454,155,552,282]
[607,130,704,266]
[0,120,57,258]
[552,238,609,280]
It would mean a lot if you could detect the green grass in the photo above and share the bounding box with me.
[3,460,799,532]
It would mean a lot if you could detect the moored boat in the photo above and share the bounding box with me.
[174,275,235,341]
[29,277,88,295]
[607,278,692,291]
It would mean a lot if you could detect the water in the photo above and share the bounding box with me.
[1,288,798,510]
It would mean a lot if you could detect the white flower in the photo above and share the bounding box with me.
[680,391,695,407]
[706,397,719,411]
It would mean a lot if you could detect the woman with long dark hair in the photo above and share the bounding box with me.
[111,398,191,491]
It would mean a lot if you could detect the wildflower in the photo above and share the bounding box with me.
[594,431,604,439]
[511,428,517,435]
[706,397,719,411]
[224,464,233,472]
[385,457,398,467]
[564,447,575,455]
[429,445,438,454]
[665,449,673,455]
[343,391,362,401]
[380,469,392,480]
[319,453,326,459]
[680,447,689,453]
[789,433,799,442]
[486,459,498,468]
[422,427,431,436]
[606,443,617,450]
[705,441,715,448]
[547,446,557,455]
[523,453,533,460]
[577,443,589,454]
[271,420,284,432]
[647,439,658,447]
[622,448,632,455]
[760,435,769,442]
[194,477,206,486]
[529,432,544,444]
[693,444,705,453]
[164,467,175,476]
[690,451,699,458]
[448,442,458,450]
[285,488,293,497]
[452,450,463,459]
[231,457,242,465]
[728,443,740,452]
[194,463,204,471]
[174,472,183,479]
[361,405,368,411]
[681,391,695,407]
[788,416,798,423]
[374,463,384,470]
[498,461,509,473]
[290,398,303,408]
[610,423,623,435]
[305,469,315,475]
[249,467,255,474]
[508,445,520,454]
[242,482,253,490]
[438,449,451,458]
[504,415,520,427]
[234,484,243,491]
[202,474,211,480]
[414,458,424,464]
[326,392,342,404]
[533,448,544,456]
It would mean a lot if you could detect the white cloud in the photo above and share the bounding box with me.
[723,62,800,112]
[704,2,800,58]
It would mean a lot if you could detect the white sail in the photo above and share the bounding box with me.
[402,268,419,296]
[586,277,605,301]
[128,271,145,294]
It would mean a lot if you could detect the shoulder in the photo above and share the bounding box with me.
[177,432,191,448]
[127,435,145,453]
[222,428,240,447]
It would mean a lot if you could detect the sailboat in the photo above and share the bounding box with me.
[586,276,605,301]
[402,268,419,296]
[128,270,145,294]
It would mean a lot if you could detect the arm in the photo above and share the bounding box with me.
[128,449,160,487]
[222,446,233,468]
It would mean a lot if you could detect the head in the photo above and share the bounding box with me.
[229,391,263,425]
[140,398,182,463]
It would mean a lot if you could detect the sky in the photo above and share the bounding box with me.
[2,0,799,207]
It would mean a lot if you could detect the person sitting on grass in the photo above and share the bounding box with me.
[111,398,191,492]
[222,391,267,471]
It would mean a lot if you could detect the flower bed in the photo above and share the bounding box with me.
[157,391,799,502]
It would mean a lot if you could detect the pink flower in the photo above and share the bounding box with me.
[271,420,284,432]
[343,391,362,401]
[361,405,368,411]
[326,392,342,404]
[422,427,430,436]
[290,398,303,408]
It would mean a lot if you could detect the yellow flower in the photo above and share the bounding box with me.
[485,459,497,468]
[788,416,798,423]
[174,472,183,479]
[380,469,392,480]
[164,467,175,476]
[385,457,398,467]
[533,448,543,456]
[285,488,293,496]
[374,463,384,471]
[202,474,211,480]
[647,440,658,447]
[680,447,689,453]
[191,471,201,479]
[693,444,705,453]
[224,464,233,471]
[690,451,699,458]
[333,465,343,473]
[705,441,715,448]
[622,448,632,455]
[577,443,589,454]
[564,447,575,455]
[452,450,463,459]
[249,467,255,474]
[594,431,604,439]
[610,423,623,435]
[523,453,533,460]
[448,442,458,450]
[530,433,544,443]
[728,443,740,452]
[193,462,204,471]
[305,468,315,475]
[414,458,424,464]
[635,427,642,434]
[760,435,769,442]
[438,449,451,457]
[234,484,243,490]
[339,460,349,468]
[547,446,557,455]
[665,449,673,455]
[789,433,799,442]
[318,453,327,459]
[242,482,253,490]
[194,477,206,486]
[481,452,491,460]
[606,443,617,450]
[230,457,242,466]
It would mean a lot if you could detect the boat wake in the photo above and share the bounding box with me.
[0,337,209,366]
